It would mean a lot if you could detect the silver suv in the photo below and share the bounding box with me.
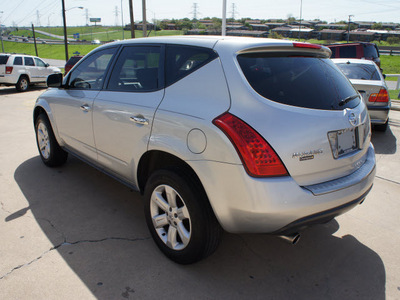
[33,37,376,264]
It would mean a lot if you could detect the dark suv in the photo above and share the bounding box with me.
[326,43,380,67]
[64,55,83,75]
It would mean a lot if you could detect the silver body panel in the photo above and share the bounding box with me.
[34,36,376,234]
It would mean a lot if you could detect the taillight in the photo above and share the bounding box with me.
[293,42,321,49]
[5,66,13,74]
[213,113,288,177]
[369,89,389,103]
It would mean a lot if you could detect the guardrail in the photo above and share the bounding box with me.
[386,74,400,90]
[380,50,400,55]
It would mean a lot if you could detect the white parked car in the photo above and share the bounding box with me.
[34,37,376,264]
[332,58,391,131]
[0,54,61,91]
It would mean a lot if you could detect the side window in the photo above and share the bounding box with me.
[34,58,46,67]
[24,57,35,66]
[13,57,23,65]
[68,47,116,90]
[340,46,357,58]
[330,47,336,58]
[107,46,161,92]
[165,45,218,86]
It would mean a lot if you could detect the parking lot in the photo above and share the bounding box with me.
[0,86,399,299]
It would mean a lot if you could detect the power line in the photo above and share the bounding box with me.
[191,3,199,20]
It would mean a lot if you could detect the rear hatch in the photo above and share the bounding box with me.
[0,55,10,76]
[220,41,371,186]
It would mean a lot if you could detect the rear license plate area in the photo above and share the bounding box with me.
[328,127,359,159]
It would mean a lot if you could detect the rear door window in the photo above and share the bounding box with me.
[13,57,23,65]
[165,45,217,86]
[339,46,357,58]
[237,54,359,110]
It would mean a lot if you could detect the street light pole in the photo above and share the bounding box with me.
[347,15,354,43]
[222,0,226,36]
[61,0,69,62]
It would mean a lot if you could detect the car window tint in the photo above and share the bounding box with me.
[165,45,217,86]
[238,54,359,110]
[339,46,357,58]
[330,47,336,57]
[336,63,380,80]
[0,55,9,64]
[107,46,161,92]
[13,57,23,65]
[34,58,46,67]
[24,57,35,66]
[69,47,116,90]
[363,44,378,59]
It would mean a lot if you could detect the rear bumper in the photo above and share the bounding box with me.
[0,75,18,85]
[190,143,376,233]
[368,104,390,124]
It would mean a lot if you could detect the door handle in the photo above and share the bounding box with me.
[80,105,91,112]
[130,116,149,125]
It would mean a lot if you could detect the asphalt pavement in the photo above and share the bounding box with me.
[0,86,399,299]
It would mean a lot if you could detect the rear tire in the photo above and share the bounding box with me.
[374,119,388,132]
[16,76,29,92]
[35,113,68,167]
[144,169,222,264]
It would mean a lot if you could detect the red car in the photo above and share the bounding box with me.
[64,55,83,74]
[326,42,380,67]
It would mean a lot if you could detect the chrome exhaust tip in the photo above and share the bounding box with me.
[278,233,300,245]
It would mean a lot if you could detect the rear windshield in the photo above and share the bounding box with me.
[363,44,379,59]
[340,46,357,58]
[335,63,380,81]
[0,55,10,64]
[237,54,360,110]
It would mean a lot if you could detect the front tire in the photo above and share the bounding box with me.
[35,114,68,167]
[16,76,29,92]
[144,169,222,264]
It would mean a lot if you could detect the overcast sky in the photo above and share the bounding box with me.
[1,0,400,28]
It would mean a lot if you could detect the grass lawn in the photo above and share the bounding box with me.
[389,89,399,100]
[2,41,98,60]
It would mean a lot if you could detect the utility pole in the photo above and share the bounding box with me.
[142,0,147,37]
[298,0,303,40]
[85,9,89,26]
[121,0,125,39]
[32,24,38,56]
[114,6,119,27]
[61,0,69,61]
[192,3,198,20]
[129,0,135,38]
[230,3,237,20]
[222,0,226,36]
[347,15,354,43]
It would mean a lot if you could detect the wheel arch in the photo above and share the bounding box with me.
[137,150,205,197]
[33,101,63,146]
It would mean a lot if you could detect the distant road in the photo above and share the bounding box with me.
[43,58,66,67]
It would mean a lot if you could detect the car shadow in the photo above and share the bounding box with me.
[13,156,386,299]
[371,122,397,154]
[0,85,47,95]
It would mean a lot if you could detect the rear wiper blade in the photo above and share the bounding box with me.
[338,94,359,106]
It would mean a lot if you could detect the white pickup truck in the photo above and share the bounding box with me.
[0,54,61,91]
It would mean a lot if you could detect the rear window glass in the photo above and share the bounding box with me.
[237,54,360,110]
[0,55,9,64]
[363,44,379,59]
[330,47,336,57]
[335,63,380,81]
[339,46,357,58]
[24,57,34,66]
[166,45,217,86]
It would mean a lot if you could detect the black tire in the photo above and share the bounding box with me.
[374,119,388,132]
[35,113,68,167]
[144,169,222,264]
[16,75,29,92]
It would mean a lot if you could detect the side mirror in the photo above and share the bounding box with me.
[45,63,49,67]
[47,73,63,88]
[383,74,386,79]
